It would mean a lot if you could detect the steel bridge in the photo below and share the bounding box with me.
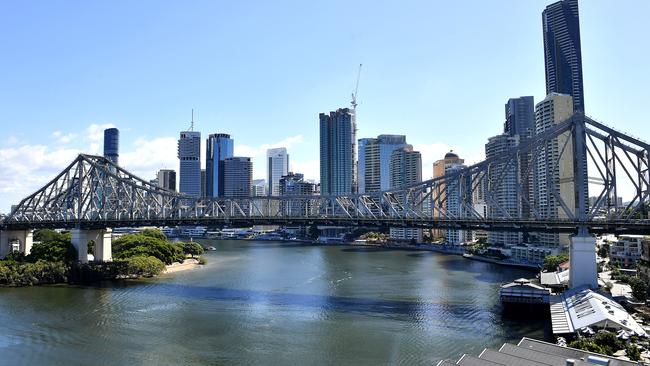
[2,113,649,235]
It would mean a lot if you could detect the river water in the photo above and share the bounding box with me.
[0,240,546,365]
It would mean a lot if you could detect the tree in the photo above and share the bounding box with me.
[627,344,641,361]
[181,242,204,258]
[126,256,165,277]
[628,276,648,301]
[592,331,624,355]
[113,233,183,265]
[568,339,605,354]
[597,245,609,258]
[543,253,569,272]
[141,228,167,241]
[28,231,77,263]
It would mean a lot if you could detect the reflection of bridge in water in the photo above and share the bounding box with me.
[1,114,649,288]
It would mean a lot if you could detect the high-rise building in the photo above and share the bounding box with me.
[157,169,176,191]
[358,135,407,193]
[103,128,119,165]
[206,133,234,198]
[320,108,355,195]
[543,0,584,112]
[389,146,423,241]
[504,96,535,139]
[432,151,465,239]
[504,96,535,223]
[485,134,521,247]
[201,169,207,198]
[267,147,289,196]
[252,179,267,197]
[178,131,201,197]
[223,157,252,197]
[534,93,578,248]
[445,164,471,245]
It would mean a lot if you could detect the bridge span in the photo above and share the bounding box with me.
[1,114,649,289]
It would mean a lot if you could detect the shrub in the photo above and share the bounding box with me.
[197,256,207,265]
[126,256,165,277]
[0,260,68,286]
[628,276,648,301]
[593,331,624,355]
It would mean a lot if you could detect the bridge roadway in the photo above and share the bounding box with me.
[2,217,650,235]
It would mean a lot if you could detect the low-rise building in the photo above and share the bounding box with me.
[610,235,644,269]
[510,245,560,265]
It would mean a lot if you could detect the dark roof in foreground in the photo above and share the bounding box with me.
[436,337,640,366]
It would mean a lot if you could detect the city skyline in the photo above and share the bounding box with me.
[0,1,648,211]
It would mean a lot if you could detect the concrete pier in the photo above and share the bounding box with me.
[71,229,112,263]
[569,234,598,289]
[0,230,34,258]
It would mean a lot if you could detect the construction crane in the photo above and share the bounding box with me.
[351,63,362,110]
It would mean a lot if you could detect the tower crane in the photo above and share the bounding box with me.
[351,63,362,110]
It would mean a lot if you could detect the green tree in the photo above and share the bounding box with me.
[597,245,609,258]
[543,253,569,272]
[592,331,624,355]
[181,242,204,258]
[28,231,77,263]
[113,233,183,264]
[628,276,648,301]
[126,256,166,277]
[627,344,641,361]
[568,339,605,354]
[140,228,167,241]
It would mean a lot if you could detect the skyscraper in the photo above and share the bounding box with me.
[156,169,176,191]
[358,135,408,193]
[543,0,584,112]
[534,93,576,248]
[223,157,252,197]
[445,163,471,245]
[267,147,289,196]
[178,131,201,197]
[319,108,355,195]
[432,151,465,239]
[103,128,119,165]
[485,134,521,247]
[504,96,535,223]
[504,96,535,139]
[280,172,316,215]
[206,133,234,198]
[389,146,423,241]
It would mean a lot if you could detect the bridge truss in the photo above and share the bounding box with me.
[3,114,650,234]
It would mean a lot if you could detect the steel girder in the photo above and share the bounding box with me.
[3,114,650,233]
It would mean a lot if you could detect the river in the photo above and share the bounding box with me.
[0,240,547,365]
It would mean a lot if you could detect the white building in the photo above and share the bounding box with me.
[510,245,560,265]
[266,147,289,196]
[609,235,644,269]
[445,164,471,245]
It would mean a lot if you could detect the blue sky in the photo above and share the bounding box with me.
[0,0,648,211]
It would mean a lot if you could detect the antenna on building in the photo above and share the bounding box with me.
[190,109,194,131]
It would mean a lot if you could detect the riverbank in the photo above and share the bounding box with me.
[164,258,201,274]
[463,253,540,270]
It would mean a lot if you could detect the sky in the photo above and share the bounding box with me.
[0,0,649,212]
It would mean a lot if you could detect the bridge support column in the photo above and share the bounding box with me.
[0,230,34,258]
[71,228,112,263]
[569,233,598,289]
[94,228,112,262]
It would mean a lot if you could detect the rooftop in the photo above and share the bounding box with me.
[436,337,640,366]
[550,287,646,336]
